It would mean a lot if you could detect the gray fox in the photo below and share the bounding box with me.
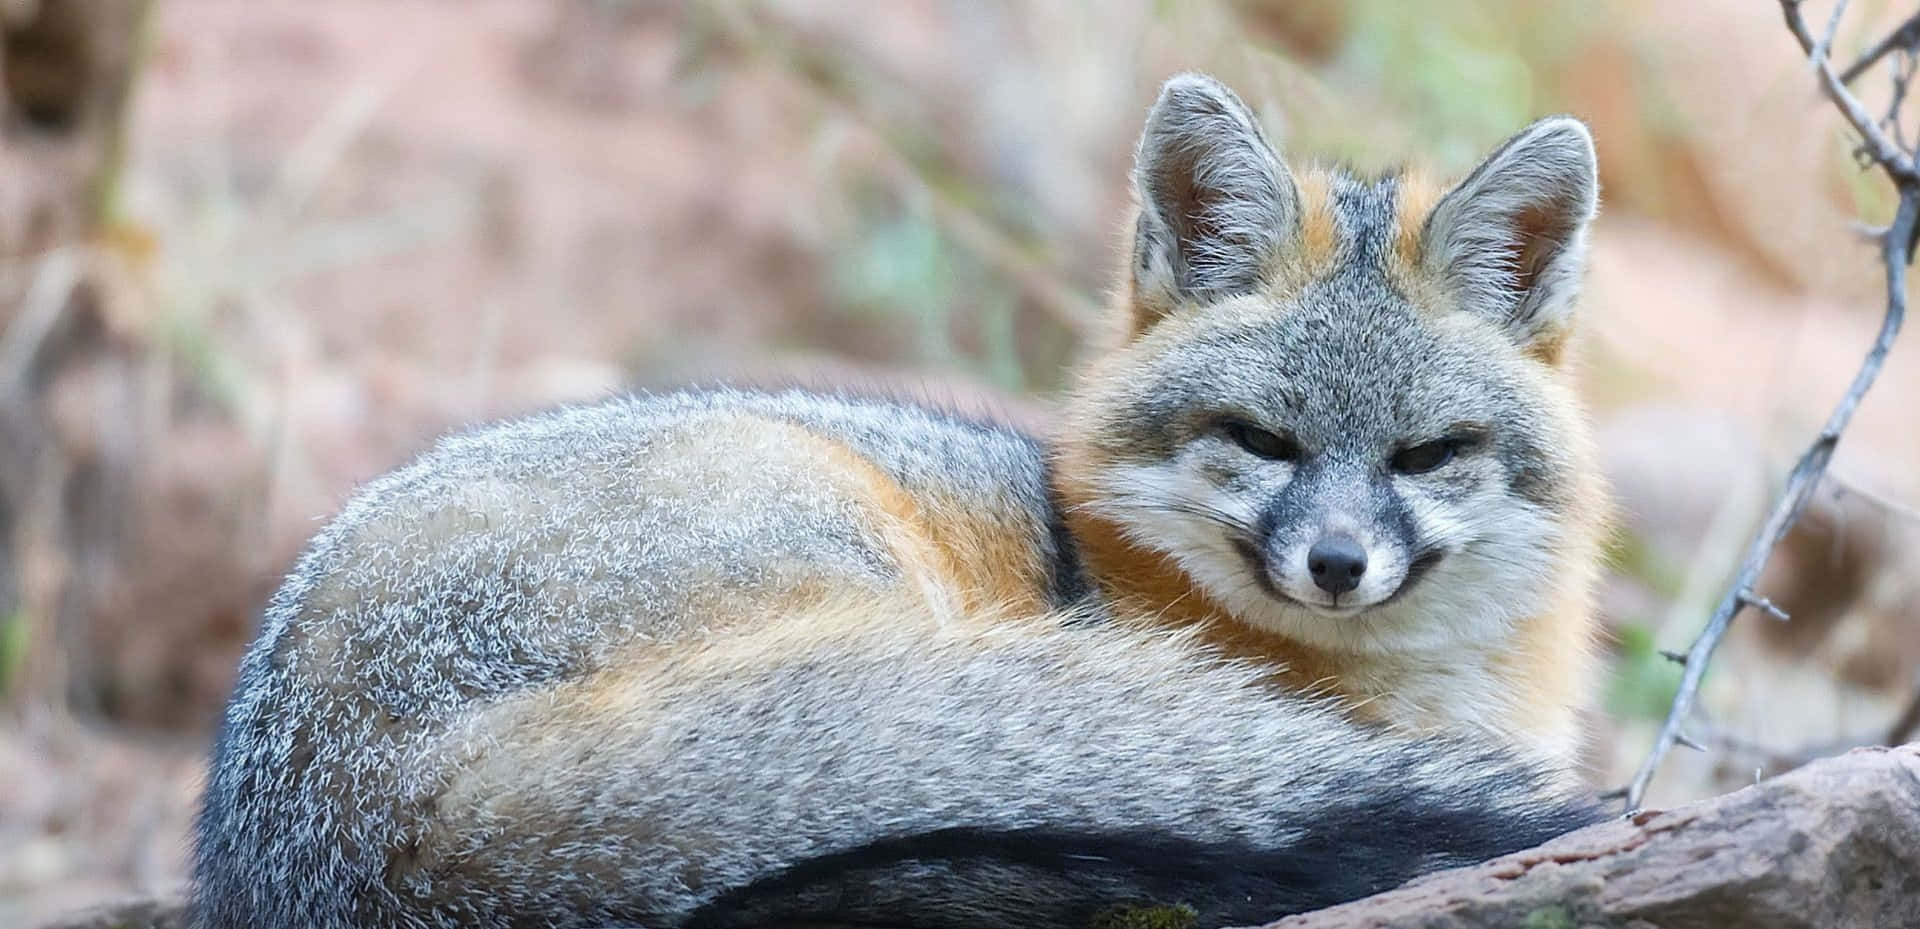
[192,73,1608,928]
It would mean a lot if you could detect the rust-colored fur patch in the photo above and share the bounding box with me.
[1057,242,1609,757]
[1386,168,1457,317]
[1051,442,1360,707]
[768,421,1054,618]
[1057,504,1371,711]
[1391,168,1446,272]
[1260,167,1340,301]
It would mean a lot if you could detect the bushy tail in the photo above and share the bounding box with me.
[194,598,1599,929]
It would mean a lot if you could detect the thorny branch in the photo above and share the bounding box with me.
[1617,1,1920,812]
[1888,677,1920,745]
[1880,48,1920,156]
[1781,1,1920,183]
[1810,0,1852,77]
[1840,10,1920,84]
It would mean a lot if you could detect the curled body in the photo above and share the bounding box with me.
[195,72,1612,928]
[193,390,1600,929]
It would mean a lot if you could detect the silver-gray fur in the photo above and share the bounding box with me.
[1081,179,1586,654]
[1421,116,1600,348]
[193,388,1596,929]
[1083,171,1595,647]
[193,388,1072,927]
[194,73,1606,929]
[453,613,1592,929]
[1132,73,1301,310]
[1071,78,1602,756]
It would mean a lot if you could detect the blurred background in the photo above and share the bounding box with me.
[3,0,1918,921]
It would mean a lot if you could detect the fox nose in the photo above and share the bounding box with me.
[1307,535,1367,594]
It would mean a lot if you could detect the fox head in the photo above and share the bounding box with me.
[1060,74,1604,657]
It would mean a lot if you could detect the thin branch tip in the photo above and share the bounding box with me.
[1738,590,1791,622]
[1625,4,1918,811]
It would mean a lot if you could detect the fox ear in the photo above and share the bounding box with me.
[1130,73,1299,329]
[1421,117,1598,359]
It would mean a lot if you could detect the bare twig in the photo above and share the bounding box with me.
[1623,189,1916,810]
[1887,678,1920,746]
[1621,1,1920,812]
[1781,1,1920,184]
[1738,589,1792,622]
[1810,0,1853,76]
[1838,9,1920,84]
[1884,48,1918,156]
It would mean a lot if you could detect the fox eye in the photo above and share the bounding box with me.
[1390,439,1457,475]
[1221,421,1301,462]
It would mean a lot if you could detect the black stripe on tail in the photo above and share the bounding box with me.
[686,790,1600,929]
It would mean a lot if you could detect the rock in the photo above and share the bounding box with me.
[1257,745,1920,929]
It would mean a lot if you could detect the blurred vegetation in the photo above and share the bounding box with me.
[0,609,25,692]
[1606,622,1687,724]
